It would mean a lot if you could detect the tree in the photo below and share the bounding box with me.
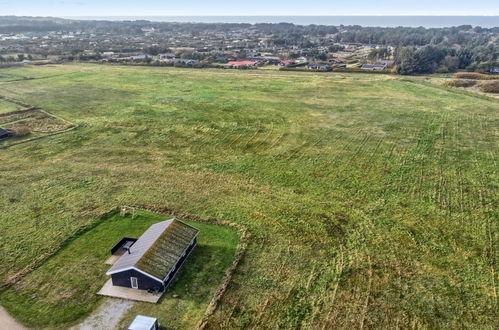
[395,47,418,75]
[415,46,445,74]
[368,47,390,60]
[457,49,473,69]
[441,55,460,72]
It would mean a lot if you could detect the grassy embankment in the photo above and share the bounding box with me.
[0,63,497,328]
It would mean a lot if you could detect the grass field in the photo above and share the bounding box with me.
[0,209,239,328]
[0,63,497,328]
[0,108,74,147]
[0,98,25,113]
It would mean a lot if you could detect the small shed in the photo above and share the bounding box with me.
[106,218,199,292]
[128,315,159,330]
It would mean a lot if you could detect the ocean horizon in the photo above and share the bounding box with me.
[64,16,499,28]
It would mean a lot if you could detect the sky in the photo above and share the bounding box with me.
[1,0,499,17]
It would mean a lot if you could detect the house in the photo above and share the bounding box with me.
[279,59,296,67]
[263,55,281,63]
[377,59,395,66]
[171,58,198,65]
[227,60,258,68]
[361,64,386,71]
[106,219,199,293]
[128,315,159,330]
[0,128,12,140]
[130,55,148,61]
[490,67,499,74]
[246,49,260,57]
[307,63,332,71]
[329,57,346,64]
[158,53,175,60]
[214,55,229,63]
[296,56,308,63]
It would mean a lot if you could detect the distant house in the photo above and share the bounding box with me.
[263,55,280,63]
[361,64,386,71]
[130,55,148,61]
[377,59,395,66]
[279,59,296,67]
[227,60,259,68]
[214,55,229,63]
[296,56,308,64]
[171,58,198,65]
[246,49,260,57]
[0,128,12,140]
[329,57,346,64]
[158,53,175,60]
[106,219,199,292]
[307,63,332,71]
[490,67,499,74]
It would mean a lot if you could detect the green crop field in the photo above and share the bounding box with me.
[0,63,497,329]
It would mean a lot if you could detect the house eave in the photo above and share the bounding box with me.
[106,266,163,284]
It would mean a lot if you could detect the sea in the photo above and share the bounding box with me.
[66,16,499,28]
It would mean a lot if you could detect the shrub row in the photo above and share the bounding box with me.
[479,80,499,93]
[443,79,478,88]
[453,72,499,80]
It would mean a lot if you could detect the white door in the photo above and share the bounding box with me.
[130,277,138,289]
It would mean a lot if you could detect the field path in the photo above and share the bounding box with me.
[70,299,135,330]
[0,306,27,330]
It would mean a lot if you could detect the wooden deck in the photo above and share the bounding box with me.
[97,279,162,303]
[105,249,125,265]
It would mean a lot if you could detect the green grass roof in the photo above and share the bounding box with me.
[135,219,199,280]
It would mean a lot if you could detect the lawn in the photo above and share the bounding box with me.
[0,63,497,328]
[0,209,239,328]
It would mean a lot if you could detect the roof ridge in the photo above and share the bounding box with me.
[133,218,177,268]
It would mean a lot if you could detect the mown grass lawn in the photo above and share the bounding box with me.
[0,63,497,328]
[0,209,239,328]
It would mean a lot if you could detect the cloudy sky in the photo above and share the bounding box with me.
[1,0,498,16]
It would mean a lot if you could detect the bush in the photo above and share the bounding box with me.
[479,81,499,93]
[443,79,477,88]
[435,66,449,73]
[11,126,31,137]
[453,72,498,80]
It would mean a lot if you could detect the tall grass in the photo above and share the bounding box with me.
[0,64,497,328]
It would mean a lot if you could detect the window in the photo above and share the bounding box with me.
[130,277,138,289]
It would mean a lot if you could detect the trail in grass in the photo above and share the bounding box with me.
[0,305,26,330]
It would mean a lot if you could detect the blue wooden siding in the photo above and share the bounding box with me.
[110,237,197,292]
[111,269,164,291]
[163,237,197,288]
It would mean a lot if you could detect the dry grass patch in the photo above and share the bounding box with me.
[479,80,499,93]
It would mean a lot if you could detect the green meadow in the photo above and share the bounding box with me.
[0,63,497,328]
[0,98,24,113]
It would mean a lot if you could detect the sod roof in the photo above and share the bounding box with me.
[106,218,199,280]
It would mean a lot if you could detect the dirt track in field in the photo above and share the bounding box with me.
[0,306,27,330]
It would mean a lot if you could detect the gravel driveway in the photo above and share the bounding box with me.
[0,306,27,330]
[70,298,135,330]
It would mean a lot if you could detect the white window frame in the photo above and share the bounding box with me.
[130,276,138,289]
